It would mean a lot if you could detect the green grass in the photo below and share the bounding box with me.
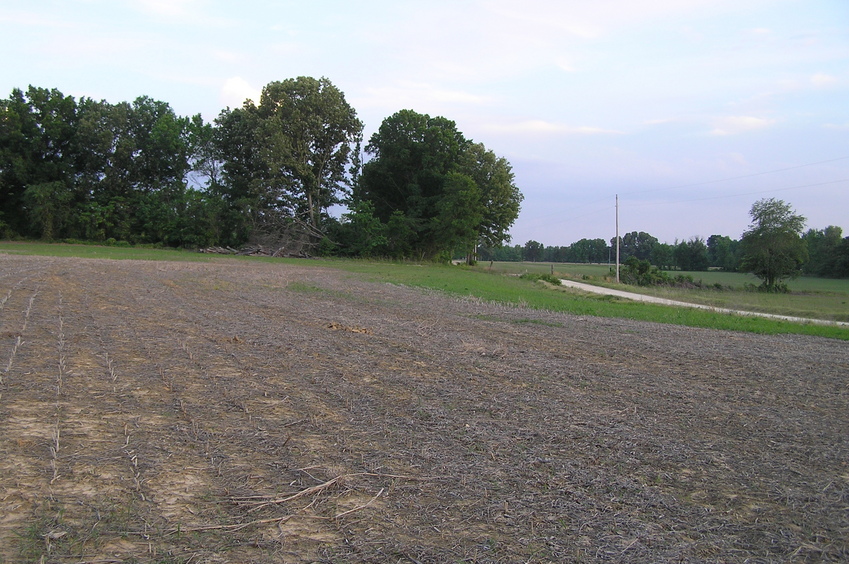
[2,242,847,340]
[0,241,219,262]
[482,261,849,324]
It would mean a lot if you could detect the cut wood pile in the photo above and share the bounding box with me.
[198,245,311,258]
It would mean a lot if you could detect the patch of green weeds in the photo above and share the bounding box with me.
[13,500,75,561]
[519,272,562,285]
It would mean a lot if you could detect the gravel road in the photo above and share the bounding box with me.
[560,278,849,326]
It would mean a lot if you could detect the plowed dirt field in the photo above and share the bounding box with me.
[0,254,846,563]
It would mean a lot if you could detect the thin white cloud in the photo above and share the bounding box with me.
[135,0,198,19]
[212,50,243,64]
[487,120,624,135]
[811,73,838,88]
[132,0,232,28]
[0,9,75,28]
[824,122,849,130]
[643,118,677,126]
[710,116,775,136]
[220,77,260,109]
[356,82,490,111]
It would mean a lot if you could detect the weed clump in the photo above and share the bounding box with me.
[519,272,562,285]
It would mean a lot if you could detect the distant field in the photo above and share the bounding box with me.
[481,261,849,323]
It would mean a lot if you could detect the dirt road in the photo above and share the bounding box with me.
[1,254,847,562]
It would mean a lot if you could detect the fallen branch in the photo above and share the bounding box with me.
[239,475,345,513]
[334,487,384,519]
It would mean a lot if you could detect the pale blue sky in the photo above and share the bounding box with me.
[3,0,848,245]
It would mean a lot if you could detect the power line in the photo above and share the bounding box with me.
[622,155,849,197]
[627,178,849,208]
[517,155,849,234]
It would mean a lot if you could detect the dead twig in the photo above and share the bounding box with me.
[239,475,345,512]
[334,488,384,520]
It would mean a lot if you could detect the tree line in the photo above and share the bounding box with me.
[491,202,848,282]
[0,79,522,260]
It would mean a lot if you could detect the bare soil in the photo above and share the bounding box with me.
[0,254,846,563]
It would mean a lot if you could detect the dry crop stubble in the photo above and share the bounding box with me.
[0,253,846,563]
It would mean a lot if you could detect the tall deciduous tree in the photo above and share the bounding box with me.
[357,109,521,260]
[215,77,362,246]
[0,86,78,237]
[460,142,522,259]
[256,77,362,235]
[739,198,807,292]
[357,110,469,259]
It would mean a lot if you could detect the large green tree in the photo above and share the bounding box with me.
[356,109,521,260]
[459,142,523,260]
[0,86,78,237]
[215,77,362,247]
[739,198,808,292]
[1,86,210,244]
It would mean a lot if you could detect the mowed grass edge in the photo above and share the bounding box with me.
[485,261,849,323]
[2,241,847,340]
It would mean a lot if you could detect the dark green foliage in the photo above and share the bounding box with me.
[612,231,658,262]
[673,237,709,271]
[802,226,847,278]
[620,256,715,288]
[522,240,544,262]
[519,272,562,285]
[0,85,214,246]
[332,200,388,257]
[650,242,674,270]
[355,109,521,261]
[707,234,740,271]
[739,198,808,292]
[621,256,669,286]
[214,77,363,248]
[0,78,363,250]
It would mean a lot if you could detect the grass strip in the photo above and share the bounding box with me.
[1,242,846,340]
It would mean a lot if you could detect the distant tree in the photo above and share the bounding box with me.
[673,237,709,271]
[482,244,522,261]
[802,226,843,277]
[707,234,739,271]
[523,240,544,262]
[739,198,807,292]
[613,231,658,261]
[834,237,849,278]
[650,242,674,270]
[567,238,609,263]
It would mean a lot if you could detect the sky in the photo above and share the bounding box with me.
[2,0,848,246]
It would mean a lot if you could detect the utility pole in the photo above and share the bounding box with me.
[615,194,620,283]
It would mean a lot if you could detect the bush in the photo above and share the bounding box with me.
[519,272,562,285]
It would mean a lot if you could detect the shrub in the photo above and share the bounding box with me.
[520,272,562,285]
